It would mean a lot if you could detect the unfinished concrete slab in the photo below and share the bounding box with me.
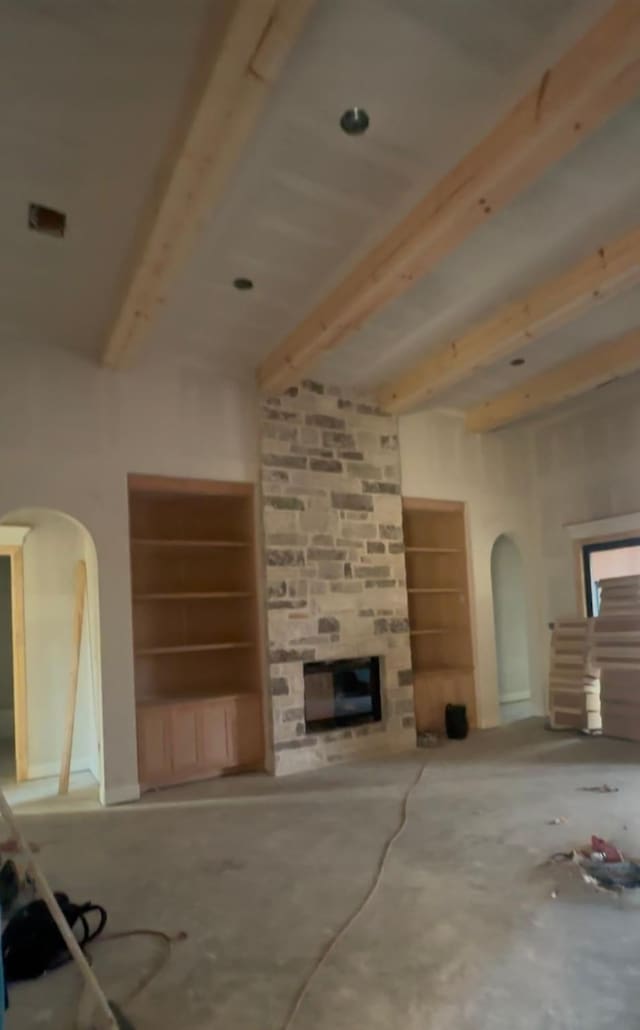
[9,719,640,1029]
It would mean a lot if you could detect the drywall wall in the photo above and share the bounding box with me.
[530,375,640,627]
[399,409,545,727]
[0,557,12,740]
[2,509,99,780]
[0,338,258,802]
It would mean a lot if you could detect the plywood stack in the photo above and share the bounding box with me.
[548,618,601,731]
[594,576,640,742]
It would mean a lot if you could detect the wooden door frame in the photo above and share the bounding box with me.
[0,544,28,781]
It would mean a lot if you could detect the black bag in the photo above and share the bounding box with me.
[3,892,107,982]
[445,703,468,740]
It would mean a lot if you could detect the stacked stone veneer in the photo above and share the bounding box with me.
[260,379,415,775]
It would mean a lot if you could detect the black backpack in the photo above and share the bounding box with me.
[3,892,107,982]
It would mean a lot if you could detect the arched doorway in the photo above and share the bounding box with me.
[0,508,103,799]
[491,534,532,723]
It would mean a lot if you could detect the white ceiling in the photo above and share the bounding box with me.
[0,0,221,354]
[2,0,639,422]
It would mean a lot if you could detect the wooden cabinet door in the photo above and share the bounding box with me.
[169,703,200,778]
[137,705,172,787]
[226,695,263,768]
[197,700,230,769]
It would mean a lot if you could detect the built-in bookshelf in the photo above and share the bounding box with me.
[403,498,476,734]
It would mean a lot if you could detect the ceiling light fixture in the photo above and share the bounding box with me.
[510,357,525,367]
[233,277,253,291]
[340,107,370,136]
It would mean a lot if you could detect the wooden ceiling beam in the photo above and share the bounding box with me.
[258,0,640,395]
[465,325,640,432]
[379,224,640,413]
[102,0,316,369]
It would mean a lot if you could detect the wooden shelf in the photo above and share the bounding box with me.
[418,665,474,675]
[131,538,249,549]
[134,591,252,600]
[405,547,461,554]
[136,642,254,657]
[136,689,250,707]
[403,497,476,733]
[407,587,462,594]
[129,476,264,788]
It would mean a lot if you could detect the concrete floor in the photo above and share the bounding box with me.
[9,718,640,1029]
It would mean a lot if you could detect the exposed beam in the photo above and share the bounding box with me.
[465,325,640,432]
[258,0,640,394]
[103,0,316,369]
[379,224,640,413]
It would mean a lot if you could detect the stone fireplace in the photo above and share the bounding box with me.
[260,380,415,774]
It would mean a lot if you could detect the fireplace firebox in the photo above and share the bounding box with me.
[303,657,381,733]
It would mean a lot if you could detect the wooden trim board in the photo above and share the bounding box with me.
[103,0,316,369]
[465,325,640,432]
[0,545,28,782]
[381,224,640,413]
[402,497,465,513]
[258,1,640,393]
[59,561,87,795]
[128,473,253,497]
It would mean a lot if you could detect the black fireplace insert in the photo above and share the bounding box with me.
[303,656,381,732]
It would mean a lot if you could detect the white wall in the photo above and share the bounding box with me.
[0,557,13,740]
[0,339,258,802]
[399,409,545,727]
[530,376,640,627]
[491,534,534,723]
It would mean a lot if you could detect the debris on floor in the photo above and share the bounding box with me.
[586,835,623,862]
[547,817,567,825]
[551,835,640,893]
[578,784,619,793]
[417,731,440,748]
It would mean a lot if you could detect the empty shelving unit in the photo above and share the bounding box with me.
[402,498,476,734]
[128,474,264,789]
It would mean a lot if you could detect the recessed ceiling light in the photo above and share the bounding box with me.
[510,357,525,367]
[233,277,253,291]
[340,107,370,136]
[28,202,66,238]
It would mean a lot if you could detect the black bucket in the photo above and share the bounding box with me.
[445,703,468,740]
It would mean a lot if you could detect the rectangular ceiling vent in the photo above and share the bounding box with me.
[28,203,66,238]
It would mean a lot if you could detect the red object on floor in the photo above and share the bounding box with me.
[585,836,624,862]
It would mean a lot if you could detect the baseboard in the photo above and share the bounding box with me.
[103,782,140,806]
[500,691,532,705]
[27,757,94,780]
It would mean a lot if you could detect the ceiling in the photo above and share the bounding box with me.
[2,0,639,423]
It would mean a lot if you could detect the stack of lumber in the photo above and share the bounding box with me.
[594,576,640,742]
[548,618,601,731]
